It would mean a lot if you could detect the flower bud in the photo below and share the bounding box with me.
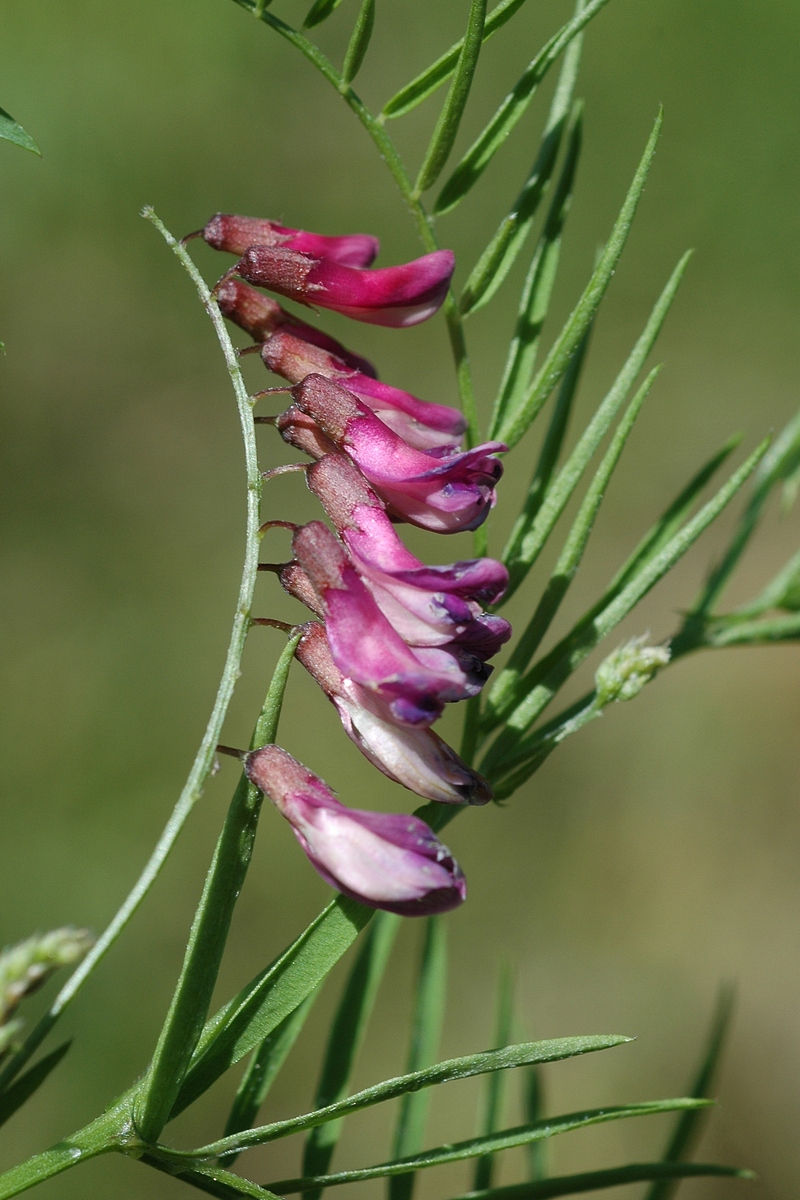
[296,623,491,805]
[238,245,455,328]
[244,745,467,915]
[594,635,671,705]
[202,213,379,266]
[0,927,94,1026]
[262,329,464,451]
[283,375,505,533]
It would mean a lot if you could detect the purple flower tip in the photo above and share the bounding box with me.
[245,745,467,915]
[202,213,379,266]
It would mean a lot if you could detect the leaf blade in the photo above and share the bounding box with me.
[341,0,376,86]
[473,965,514,1190]
[303,0,345,30]
[0,107,41,155]
[0,1043,71,1129]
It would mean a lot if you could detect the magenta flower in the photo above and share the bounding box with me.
[290,521,487,724]
[238,245,455,328]
[307,455,511,658]
[245,745,467,915]
[202,213,379,267]
[279,375,506,533]
[262,329,465,451]
[296,623,491,805]
[217,278,377,375]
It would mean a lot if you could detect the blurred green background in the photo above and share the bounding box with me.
[1,0,799,1195]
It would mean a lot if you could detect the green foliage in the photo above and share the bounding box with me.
[473,965,515,1190]
[0,1044,71,1130]
[0,107,40,155]
[341,0,375,86]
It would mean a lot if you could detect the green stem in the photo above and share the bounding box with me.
[0,210,264,1098]
[135,632,302,1143]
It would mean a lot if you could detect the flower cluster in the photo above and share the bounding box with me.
[203,214,511,915]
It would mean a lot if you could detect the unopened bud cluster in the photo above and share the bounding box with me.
[200,214,513,915]
[0,927,93,1054]
[594,635,671,705]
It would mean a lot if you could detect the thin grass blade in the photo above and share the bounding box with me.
[495,112,663,450]
[524,1059,547,1180]
[433,0,611,214]
[489,114,583,439]
[144,1154,279,1199]
[221,994,317,1165]
[0,106,41,155]
[414,0,487,196]
[389,916,448,1200]
[490,366,660,720]
[438,1162,752,1200]
[382,0,533,119]
[172,896,374,1118]
[460,1,585,315]
[190,1036,631,1159]
[341,0,375,86]
[303,913,400,1196]
[481,439,769,767]
[264,1101,710,1192]
[0,1043,71,1129]
[645,986,736,1200]
[303,0,345,29]
[473,965,514,1190]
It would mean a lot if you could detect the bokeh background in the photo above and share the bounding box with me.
[0,0,798,1195]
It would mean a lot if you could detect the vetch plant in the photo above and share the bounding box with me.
[0,1,797,1197]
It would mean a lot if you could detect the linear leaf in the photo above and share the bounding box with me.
[0,1042,71,1129]
[442,1162,751,1200]
[481,440,768,769]
[646,987,736,1200]
[144,1154,279,1199]
[341,0,376,86]
[389,917,448,1200]
[191,1036,631,1159]
[489,692,600,799]
[460,1,585,315]
[433,0,611,214]
[172,896,374,1119]
[689,611,800,648]
[524,1058,546,1180]
[489,367,660,721]
[303,913,399,1195]
[382,0,533,120]
[221,994,318,1165]
[489,114,583,438]
[473,965,514,1190]
[136,634,301,1140]
[495,111,663,449]
[303,0,345,30]
[265,1101,709,1192]
[414,0,487,195]
[0,107,41,155]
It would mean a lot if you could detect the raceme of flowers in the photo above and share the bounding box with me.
[202,213,511,916]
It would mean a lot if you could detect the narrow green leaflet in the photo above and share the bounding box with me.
[434,0,611,215]
[473,966,514,1190]
[382,0,533,120]
[645,987,735,1200]
[0,107,41,155]
[460,0,585,316]
[489,692,600,799]
[172,896,375,1118]
[442,1162,751,1200]
[0,1043,71,1129]
[414,0,487,196]
[144,1154,279,1199]
[495,112,663,450]
[264,1101,709,1192]
[489,367,660,720]
[341,0,375,87]
[481,440,768,769]
[136,634,301,1141]
[389,916,448,1200]
[303,913,399,1194]
[221,995,317,1164]
[303,0,345,29]
[489,113,583,438]
[524,1058,547,1180]
[189,1036,630,1159]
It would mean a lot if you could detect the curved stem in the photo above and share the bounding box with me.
[0,211,263,1095]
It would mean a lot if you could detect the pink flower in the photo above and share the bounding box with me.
[238,245,455,328]
[290,522,487,724]
[279,375,505,533]
[202,213,379,267]
[296,622,491,805]
[217,278,377,375]
[244,745,467,915]
[262,329,465,451]
[307,455,511,659]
